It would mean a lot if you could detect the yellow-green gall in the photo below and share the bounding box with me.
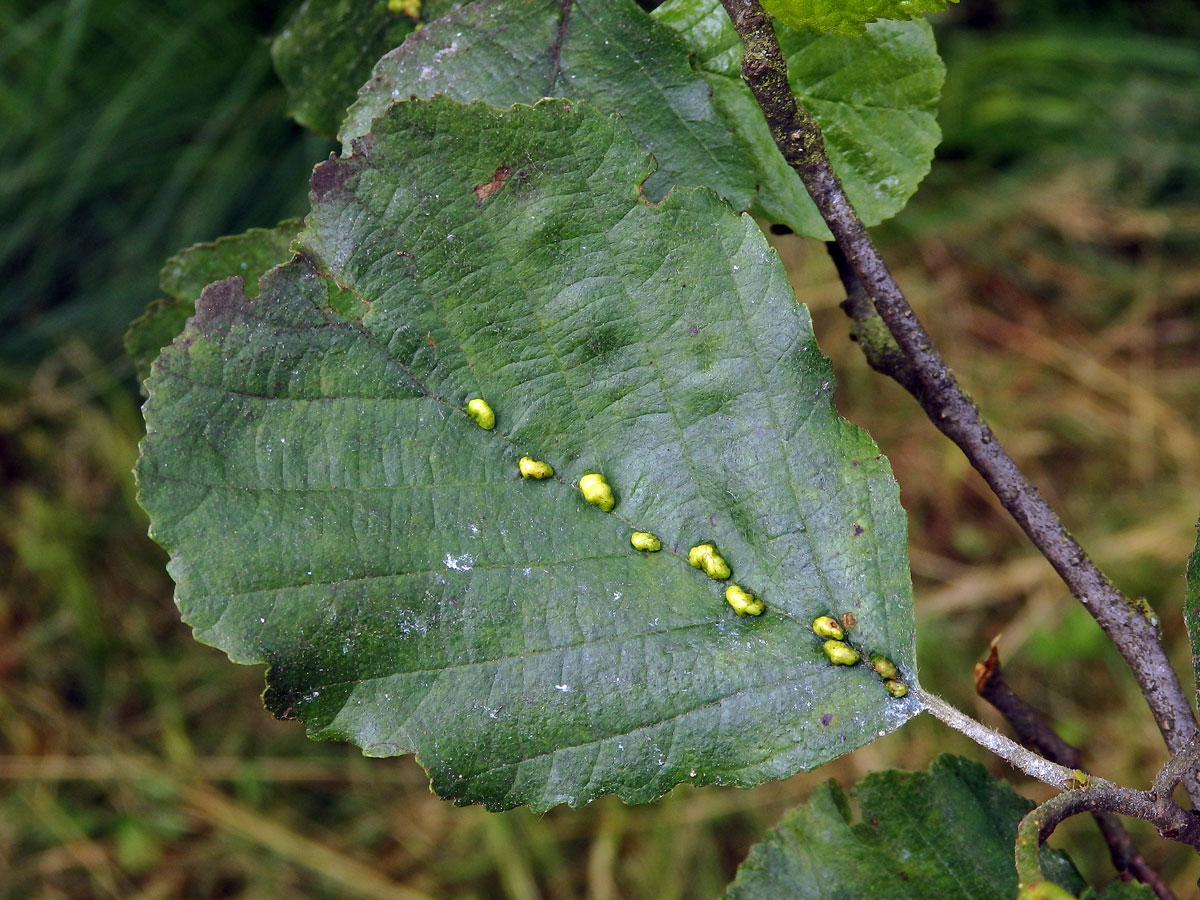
[823,640,860,666]
[885,680,908,698]
[579,473,615,511]
[630,532,662,552]
[811,615,844,640]
[725,584,764,617]
[518,456,553,479]
[870,654,899,680]
[687,543,731,580]
[466,398,495,430]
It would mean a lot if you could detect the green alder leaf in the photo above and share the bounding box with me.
[654,0,944,238]
[1186,515,1200,706]
[340,0,755,207]
[124,221,303,383]
[138,96,918,811]
[271,0,466,137]
[760,0,957,36]
[720,755,1142,900]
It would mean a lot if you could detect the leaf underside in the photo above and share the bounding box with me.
[722,755,1150,900]
[138,97,917,812]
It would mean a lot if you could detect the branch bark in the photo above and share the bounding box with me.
[918,687,1200,877]
[717,0,1200,804]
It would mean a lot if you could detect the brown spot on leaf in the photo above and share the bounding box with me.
[191,277,251,335]
[311,155,360,203]
[474,165,511,203]
[840,612,857,630]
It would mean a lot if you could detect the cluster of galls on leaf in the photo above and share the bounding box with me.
[466,396,764,619]
[812,615,906,697]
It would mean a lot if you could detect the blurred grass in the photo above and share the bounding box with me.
[0,0,331,364]
[3,0,1200,897]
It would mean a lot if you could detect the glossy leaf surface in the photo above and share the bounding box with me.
[138,97,917,811]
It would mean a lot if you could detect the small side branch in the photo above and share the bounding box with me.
[977,643,1177,900]
[717,0,1200,804]
[974,641,1081,768]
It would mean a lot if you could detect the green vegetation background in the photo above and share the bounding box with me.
[2,0,1199,895]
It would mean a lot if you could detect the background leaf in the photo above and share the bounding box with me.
[271,0,465,137]
[138,97,918,811]
[124,300,196,388]
[340,0,755,207]
[1186,516,1200,706]
[760,0,956,36]
[124,220,302,383]
[654,0,944,238]
[719,755,1149,900]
